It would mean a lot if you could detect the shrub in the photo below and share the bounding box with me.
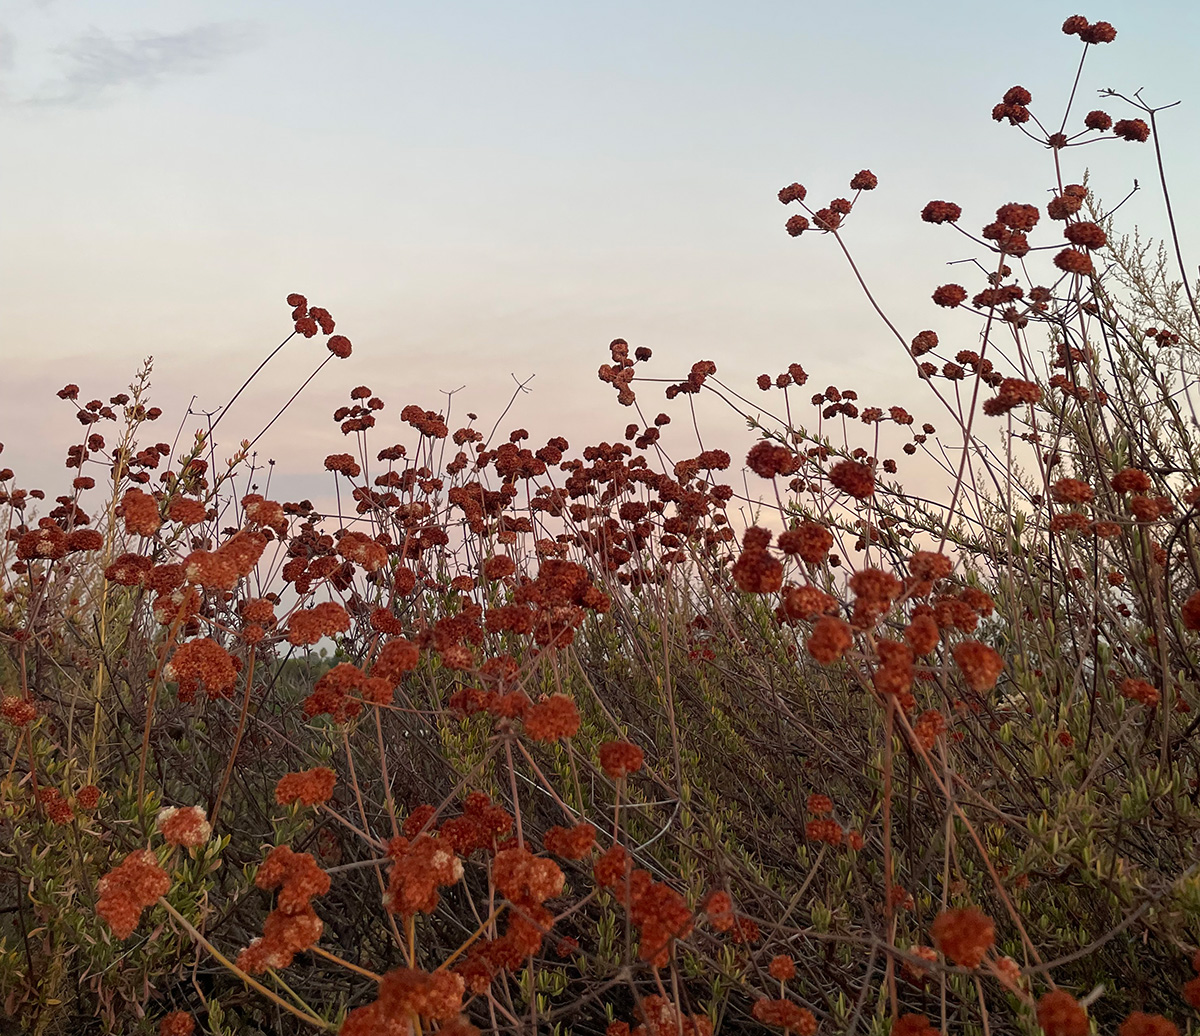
[3,14,1200,1036]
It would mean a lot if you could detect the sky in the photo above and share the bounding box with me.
[2,0,1198,519]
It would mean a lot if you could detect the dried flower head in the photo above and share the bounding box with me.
[930,907,994,968]
[523,694,581,741]
[952,641,1005,692]
[921,201,962,224]
[1119,1014,1178,1036]
[1113,118,1150,142]
[599,741,645,780]
[1,695,37,727]
[276,767,338,807]
[1037,991,1089,1036]
[97,850,171,939]
[155,806,212,848]
[808,616,853,665]
[828,460,875,498]
[159,1012,195,1036]
[932,284,967,308]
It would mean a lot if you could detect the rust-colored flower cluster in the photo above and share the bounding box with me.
[543,822,597,859]
[383,833,463,917]
[238,845,330,973]
[287,293,352,356]
[930,906,994,967]
[164,633,238,701]
[1062,15,1117,44]
[523,693,581,741]
[1,695,37,727]
[97,850,171,940]
[159,1011,195,1036]
[733,527,784,593]
[275,766,337,806]
[807,616,853,665]
[752,999,817,1034]
[155,806,212,848]
[340,967,466,1035]
[952,641,1005,692]
[598,338,648,406]
[599,740,644,779]
[1037,991,1089,1036]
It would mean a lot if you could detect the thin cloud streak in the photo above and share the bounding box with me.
[22,21,260,107]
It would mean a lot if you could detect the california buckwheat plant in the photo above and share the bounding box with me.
[4,13,1200,1036]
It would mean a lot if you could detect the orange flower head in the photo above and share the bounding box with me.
[275,767,337,807]
[159,1011,195,1036]
[156,806,212,848]
[931,907,994,968]
[1119,1014,1178,1036]
[599,741,645,780]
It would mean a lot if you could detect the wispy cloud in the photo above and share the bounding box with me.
[23,21,261,107]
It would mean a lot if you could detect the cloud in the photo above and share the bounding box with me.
[0,26,15,74]
[24,21,261,106]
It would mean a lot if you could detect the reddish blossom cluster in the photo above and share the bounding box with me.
[383,833,463,918]
[992,84,1032,126]
[401,404,449,437]
[340,968,466,1034]
[275,766,337,806]
[1120,677,1160,708]
[930,906,995,968]
[892,1015,939,1036]
[1062,15,1117,43]
[779,522,834,564]
[288,600,351,647]
[238,845,330,973]
[164,637,238,702]
[665,359,718,400]
[301,661,370,723]
[752,999,817,1034]
[828,460,875,498]
[747,441,800,479]
[524,694,581,741]
[1051,478,1094,505]
[38,787,75,825]
[1119,1014,1178,1036]
[733,527,784,594]
[983,378,1042,416]
[493,846,565,906]
[155,806,212,848]
[1038,991,1089,1036]
[620,995,713,1036]
[806,818,844,845]
[543,822,597,859]
[952,641,1005,692]
[921,201,962,224]
[769,954,797,980]
[599,740,645,779]
[808,616,853,665]
[932,284,968,308]
[1,695,37,727]
[913,709,947,751]
[417,792,514,856]
[598,339,642,406]
[1182,592,1200,632]
[159,1012,195,1036]
[849,567,901,628]
[806,794,833,816]
[97,850,171,939]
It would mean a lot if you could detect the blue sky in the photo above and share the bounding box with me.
[2,0,1197,511]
